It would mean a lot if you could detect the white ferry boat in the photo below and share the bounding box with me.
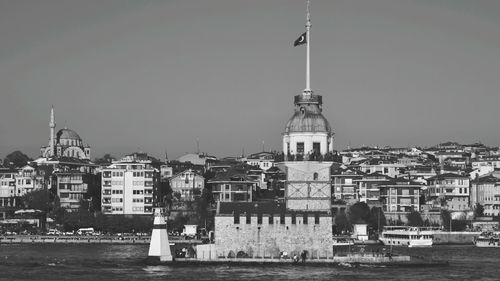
[473,232,500,247]
[379,226,434,247]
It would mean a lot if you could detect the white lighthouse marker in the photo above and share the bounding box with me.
[148,207,173,262]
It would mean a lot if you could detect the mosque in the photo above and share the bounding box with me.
[40,107,91,160]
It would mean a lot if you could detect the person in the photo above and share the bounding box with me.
[300,251,307,263]
[293,254,299,264]
[281,251,288,259]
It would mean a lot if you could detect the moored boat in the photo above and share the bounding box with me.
[332,236,354,246]
[473,232,500,247]
[379,226,434,247]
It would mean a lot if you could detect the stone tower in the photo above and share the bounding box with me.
[279,0,334,212]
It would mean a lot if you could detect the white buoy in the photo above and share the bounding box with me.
[148,207,173,262]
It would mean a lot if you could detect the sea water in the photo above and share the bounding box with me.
[0,244,498,280]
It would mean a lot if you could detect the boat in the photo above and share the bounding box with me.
[473,232,500,247]
[379,226,434,248]
[332,236,354,246]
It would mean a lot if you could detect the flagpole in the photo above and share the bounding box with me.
[305,0,311,94]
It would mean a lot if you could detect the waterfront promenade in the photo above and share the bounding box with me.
[0,234,203,245]
[0,235,151,244]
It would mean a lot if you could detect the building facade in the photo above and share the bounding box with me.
[426,173,470,211]
[470,175,500,216]
[379,179,422,214]
[169,169,204,201]
[101,162,156,215]
[40,107,91,160]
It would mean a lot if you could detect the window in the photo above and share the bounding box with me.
[234,212,240,224]
[246,213,251,224]
[313,142,320,154]
[315,213,320,224]
[303,213,308,224]
[297,142,304,154]
[257,213,262,224]
[291,213,296,224]
[268,214,273,224]
[280,213,285,224]
[313,173,318,181]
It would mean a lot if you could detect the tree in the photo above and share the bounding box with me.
[195,188,214,230]
[347,202,370,225]
[94,154,115,165]
[406,211,424,227]
[367,207,387,232]
[4,150,32,168]
[441,209,452,231]
[22,189,53,211]
[474,203,484,218]
[334,210,350,234]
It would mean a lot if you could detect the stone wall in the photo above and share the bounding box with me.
[214,213,333,258]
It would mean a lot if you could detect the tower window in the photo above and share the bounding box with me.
[313,142,320,154]
[313,173,318,181]
[297,142,304,154]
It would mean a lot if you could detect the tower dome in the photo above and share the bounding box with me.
[283,93,334,156]
[285,110,332,133]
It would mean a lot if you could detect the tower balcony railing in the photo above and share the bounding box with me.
[294,94,322,104]
[277,152,338,162]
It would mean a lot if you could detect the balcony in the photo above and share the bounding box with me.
[294,94,322,105]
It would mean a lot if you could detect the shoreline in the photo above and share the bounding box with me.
[144,256,449,267]
[0,235,150,244]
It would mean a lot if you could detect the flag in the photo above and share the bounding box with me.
[294,32,307,47]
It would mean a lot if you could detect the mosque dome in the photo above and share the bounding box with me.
[285,111,332,134]
[56,128,82,141]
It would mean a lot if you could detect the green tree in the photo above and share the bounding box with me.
[4,150,32,168]
[474,203,484,218]
[406,211,424,227]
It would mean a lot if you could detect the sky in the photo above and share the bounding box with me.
[1,0,500,161]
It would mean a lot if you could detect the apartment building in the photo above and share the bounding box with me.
[101,162,157,215]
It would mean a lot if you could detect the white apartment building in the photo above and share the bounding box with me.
[101,162,156,215]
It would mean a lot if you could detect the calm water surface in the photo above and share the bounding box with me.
[0,244,498,280]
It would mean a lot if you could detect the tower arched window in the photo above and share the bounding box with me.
[313,173,318,181]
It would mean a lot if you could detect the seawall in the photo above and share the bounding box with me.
[433,232,481,245]
[0,235,150,244]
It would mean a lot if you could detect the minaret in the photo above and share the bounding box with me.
[49,106,56,157]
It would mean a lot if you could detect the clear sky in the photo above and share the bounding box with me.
[1,0,500,160]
